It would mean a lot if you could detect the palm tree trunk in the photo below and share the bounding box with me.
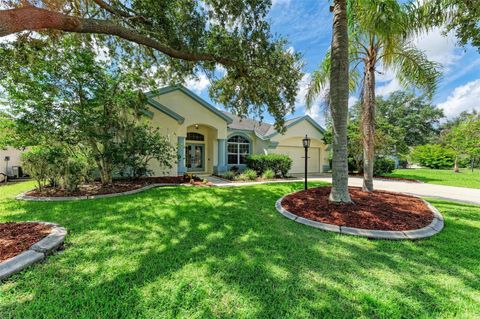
[328,0,352,203]
[361,61,376,192]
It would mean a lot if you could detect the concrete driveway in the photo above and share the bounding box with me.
[209,175,480,205]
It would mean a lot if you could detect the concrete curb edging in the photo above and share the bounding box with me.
[275,193,444,240]
[0,222,67,281]
[16,183,183,201]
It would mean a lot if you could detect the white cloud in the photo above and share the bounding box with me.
[376,78,402,97]
[437,79,480,118]
[412,27,462,67]
[295,73,327,125]
[272,0,291,7]
[185,73,210,94]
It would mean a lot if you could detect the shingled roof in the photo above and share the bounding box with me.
[223,111,308,138]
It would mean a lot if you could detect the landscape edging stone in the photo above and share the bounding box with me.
[0,222,67,281]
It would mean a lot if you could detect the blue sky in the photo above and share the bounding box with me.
[187,0,480,125]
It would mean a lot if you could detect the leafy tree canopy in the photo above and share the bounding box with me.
[413,0,480,51]
[0,0,303,129]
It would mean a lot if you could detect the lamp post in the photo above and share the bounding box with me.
[302,135,311,190]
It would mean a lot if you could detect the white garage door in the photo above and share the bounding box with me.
[274,146,320,174]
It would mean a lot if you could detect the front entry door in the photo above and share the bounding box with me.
[185,144,205,171]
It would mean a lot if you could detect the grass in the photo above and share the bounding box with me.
[0,181,480,318]
[385,168,480,189]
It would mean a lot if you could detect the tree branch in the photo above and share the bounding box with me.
[0,6,235,66]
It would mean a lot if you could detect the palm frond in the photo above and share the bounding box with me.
[305,55,330,109]
[391,44,441,98]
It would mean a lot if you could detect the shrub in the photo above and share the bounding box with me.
[261,169,276,179]
[246,154,292,177]
[236,169,257,181]
[410,144,455,169]
[221,171,236,180]
[373,157,396,176]
[61,155,89,192]
[22,145,89,193]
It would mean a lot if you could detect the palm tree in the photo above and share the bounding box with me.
[320,0,352,203]
[307,0,441,192]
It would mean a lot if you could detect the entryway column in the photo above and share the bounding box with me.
[216,138,227,174]
[177,136,186,175]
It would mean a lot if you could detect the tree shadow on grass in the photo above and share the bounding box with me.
[0,183,479,318]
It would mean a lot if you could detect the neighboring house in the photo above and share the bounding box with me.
[144,85,330,176]
[0,147,24,178]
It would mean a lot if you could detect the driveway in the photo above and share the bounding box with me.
[208,175,480,205]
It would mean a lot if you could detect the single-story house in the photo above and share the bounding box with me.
[145,85,330,176]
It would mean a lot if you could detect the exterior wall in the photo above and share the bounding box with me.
[265,120,329,173]
[0,147,25,176]
[153,91,228,139]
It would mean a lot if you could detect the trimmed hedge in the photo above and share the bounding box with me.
[246,154,292,177]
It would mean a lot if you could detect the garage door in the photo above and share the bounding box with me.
[273,146,320,174]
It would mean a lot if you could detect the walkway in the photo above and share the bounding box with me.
[206,175,480,205]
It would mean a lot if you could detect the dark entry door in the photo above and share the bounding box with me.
[185,144,204,171]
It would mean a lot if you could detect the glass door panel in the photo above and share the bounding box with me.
[185,144,204,171]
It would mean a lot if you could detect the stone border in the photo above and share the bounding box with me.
[275,192,444,240]
[0,222,67,281]
[16,183,183,201]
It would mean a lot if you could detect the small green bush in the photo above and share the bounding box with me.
[373,157,396,176]
[410,144,455,169]
[261,169,276,179]
[221,171,236,181]
[246,154,292,177]
[22,145,89,193]
[236,169,257,181]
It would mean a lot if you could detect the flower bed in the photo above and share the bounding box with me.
[0,222,53,262]
[281,186,434,231]
[24,176,212,198]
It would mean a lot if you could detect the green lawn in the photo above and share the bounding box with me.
[1,181,480,319]
[385,168,480,189]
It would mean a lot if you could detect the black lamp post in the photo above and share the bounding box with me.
[302,135,311,190]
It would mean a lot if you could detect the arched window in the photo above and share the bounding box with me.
[227,135,250,165]
[186,132,204,141]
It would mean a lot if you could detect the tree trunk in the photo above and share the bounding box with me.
[454,156,459,173]
[361,60,376,192]
[328,0,352,203]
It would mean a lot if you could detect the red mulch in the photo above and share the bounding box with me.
[25,176,206,197]
[349,174,420,183]
[0,222,53,262]
[281,186,433,231]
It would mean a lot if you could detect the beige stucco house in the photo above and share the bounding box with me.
[145,85,330,176]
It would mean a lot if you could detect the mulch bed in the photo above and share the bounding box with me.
[0,222,53,262]
[281,186,434,231]
[25,176,212,198]
[349,174,420,183]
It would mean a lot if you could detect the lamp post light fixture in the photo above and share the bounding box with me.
[302,135,311,190]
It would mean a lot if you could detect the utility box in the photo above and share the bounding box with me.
[12,166,23,178]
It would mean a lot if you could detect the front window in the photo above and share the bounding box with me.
[186,132,204,141]
[227,135,250,165]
